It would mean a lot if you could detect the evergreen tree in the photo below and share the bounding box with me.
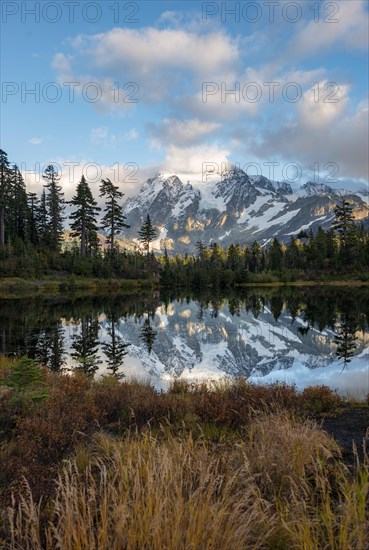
[333,198,356,256]
[285,237,300,269]
[315,227,328,269]
[69,176,100,256]
[249,241,261,272]
[37,188,49,246]
[99,178,129,254]
[9,165,28,241]
[163,245,169,266]
[326,228,339,263]
[269,239,283,272]
[43,164,65,250]
[0,149,11,247]
[27,193,40,245]
[210,242,224,265]
[138,214,157,256]
[227,243,241,270]
[196,239,205,262]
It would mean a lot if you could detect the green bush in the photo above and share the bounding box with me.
[0,356,47,401]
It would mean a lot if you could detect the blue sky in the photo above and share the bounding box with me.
[1,0,368,197]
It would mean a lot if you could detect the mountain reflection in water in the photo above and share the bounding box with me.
[0,287,368,396]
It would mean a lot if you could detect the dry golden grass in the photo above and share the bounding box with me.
[4,413,369,550]
[1,359,367,549]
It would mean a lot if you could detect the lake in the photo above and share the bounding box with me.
[1,286,368,397]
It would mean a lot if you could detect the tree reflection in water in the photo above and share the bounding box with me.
[0,287,367,378]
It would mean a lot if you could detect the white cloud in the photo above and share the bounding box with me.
[292,0,369,56]
[52,52,137,114]
[52,52,73,79]
[298,81,350,128]
[90,127,108,144]
[90,127,138,146]
[250,99,369,181]
[90,28,238,76]
[52,27,240,108]
[157,10,183,26]
[162,144,230,181]
[148,118,220,148]
[124,128,139,141]
[28,137,43,145]
[180,67,328,122]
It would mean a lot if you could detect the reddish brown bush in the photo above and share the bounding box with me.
[1,375,99,501]
[300,385,341,413]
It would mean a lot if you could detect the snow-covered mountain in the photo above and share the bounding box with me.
[122,168,369,252]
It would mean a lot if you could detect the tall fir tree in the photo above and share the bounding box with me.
[0,149,11,247]
[196,239,205,262]
[27,193,40,245]
[99,178,129,254]
[37,188,49,246]
[69,176,100,256]
[9,165,28,241]
[250,241,262,272]
[138,214,157,256]
[333,198,356,259]
[43,164,65,250]
[269,239,283,271]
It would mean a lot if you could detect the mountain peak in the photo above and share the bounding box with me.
[302,182,335,196]
[221,167,248,182]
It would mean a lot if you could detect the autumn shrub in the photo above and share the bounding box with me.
[92,376,162,430]
[1,375,99,502]
[167,379,299,429]
[300,385,342,414]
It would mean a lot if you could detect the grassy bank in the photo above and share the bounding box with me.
[0,357,368,548]
[0,276,153,298]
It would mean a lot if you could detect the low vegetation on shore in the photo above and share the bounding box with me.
[0,276,152,298]
[0,357,368,549]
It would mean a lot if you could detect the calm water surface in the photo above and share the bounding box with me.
[1,287,368,396]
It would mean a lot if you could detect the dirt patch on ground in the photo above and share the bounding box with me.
[317,405,369,464]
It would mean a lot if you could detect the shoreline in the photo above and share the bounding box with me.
[0,277,154,298]
[1,276,369,298]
